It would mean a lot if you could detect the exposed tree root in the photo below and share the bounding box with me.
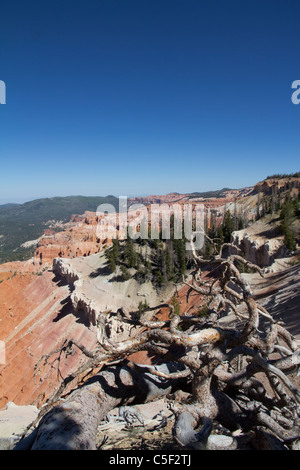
[15,237,300,450]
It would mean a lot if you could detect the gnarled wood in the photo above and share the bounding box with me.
[15,237,300,450]
[16,362,189,450]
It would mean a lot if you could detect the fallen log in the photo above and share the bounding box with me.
[15,362,189,450]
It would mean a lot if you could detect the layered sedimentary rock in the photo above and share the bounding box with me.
[231,231,288,267]
[34,211,110,264]
[53,252,177,326]
[128,187,254,206]
[230,215,289,267]
[0,265,98,408]
[0,249,193,407]
[0,177,298,410]
[32,185,263,268]
[253,176,300,195]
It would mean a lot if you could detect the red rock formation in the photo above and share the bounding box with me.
[0,268,98,408]
[35,212,110,264]
[0,190,255,407]
[253,177,300,195]
[128,187,254,207]
[2,180,295,408]
[0,264,205,408]
[33,186,260,268]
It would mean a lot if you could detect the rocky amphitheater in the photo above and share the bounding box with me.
[0,179,299,449]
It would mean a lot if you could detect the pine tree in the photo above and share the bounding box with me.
[165,246,172,279]
[106,239,120,273]
[279,199,297,251]
[223,210,233,243]
[174,238,186,275]
[124,239,137,268]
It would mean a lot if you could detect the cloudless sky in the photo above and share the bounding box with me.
[1,0,300,204]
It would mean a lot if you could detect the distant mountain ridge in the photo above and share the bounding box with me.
[127,186,253,205]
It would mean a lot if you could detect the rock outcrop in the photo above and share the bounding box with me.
[229,214,291,267]
[0,178,299,412]
[34,211,110,264]
[53,252,177,326]
[31,185,267,269]
[231,230,288,267]
[0,266,98,408]
[253,176,300,196]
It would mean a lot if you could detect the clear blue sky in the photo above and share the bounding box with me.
[1,0,300,204]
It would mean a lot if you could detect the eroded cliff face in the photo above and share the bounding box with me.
[253,176,300,195]
[128,187,254,206]
[0,250,192,407]
[0,234,297,408]
[52,257,79,285]
[0,179,298,408]
[34,211,110,264]
[231,231,288,267]
[31,185,265,267]
[230,214,290,268]
[0,263,98,408]
[52,252,177,327]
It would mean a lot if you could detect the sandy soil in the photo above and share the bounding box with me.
[0,402,38,450]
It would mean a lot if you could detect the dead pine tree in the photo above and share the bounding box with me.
[15,236,300,450]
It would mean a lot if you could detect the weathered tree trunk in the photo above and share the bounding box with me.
[16,362,188,450]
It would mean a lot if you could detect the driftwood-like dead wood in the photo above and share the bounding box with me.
[15,237,300,450]
[16,362,189,450]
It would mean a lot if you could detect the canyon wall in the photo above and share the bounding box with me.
[231,230,288,267]
[0,264,98,408]
[34,211,110,264]
[1,177,299,408]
